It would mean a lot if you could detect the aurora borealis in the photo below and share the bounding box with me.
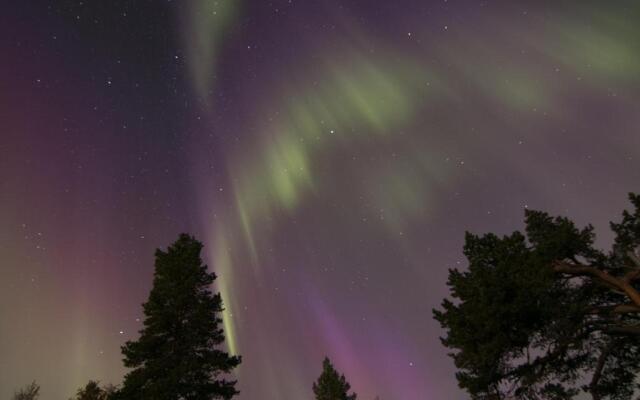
[1,0,640,398]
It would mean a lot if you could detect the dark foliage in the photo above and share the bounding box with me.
[313,357,357,400]
[434,194,640,399]
[12,382,40,400]
[71,381,114,400]
[115,234,241,400]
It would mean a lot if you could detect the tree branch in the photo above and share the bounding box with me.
[605,325,640,336]
[613,303,640,314]
[553,261,640,308]
[587,303,640,315]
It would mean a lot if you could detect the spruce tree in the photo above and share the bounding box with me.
[313,357,357,400]
[116,234,240,400]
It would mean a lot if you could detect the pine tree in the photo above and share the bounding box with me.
[116,234,241,400]
[434,193,640,399]
[313,357,357,400]
[72,381,109,400]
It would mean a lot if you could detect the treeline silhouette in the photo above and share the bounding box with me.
[12,194,640,399]
[12,234,362,400]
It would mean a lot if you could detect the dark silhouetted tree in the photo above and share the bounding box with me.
[115,234,241,400]
[71,381,113,400]
[313,357,357,400]
[13,382,40,400]
[434,194,640,399]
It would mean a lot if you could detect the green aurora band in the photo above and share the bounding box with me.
[185,0,640,378]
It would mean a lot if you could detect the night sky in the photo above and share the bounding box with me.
[1,1,639,399]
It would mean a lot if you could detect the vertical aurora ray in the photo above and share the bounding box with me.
[182,0,242,358]
[211,230,238,356]
[184,0,241,101]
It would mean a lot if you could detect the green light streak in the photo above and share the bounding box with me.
[212,232,238,356]
[228,52,435,254]
[555,23,640,80]
[185,0,240,100]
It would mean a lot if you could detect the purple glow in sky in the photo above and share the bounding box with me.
[1,1,639,399]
